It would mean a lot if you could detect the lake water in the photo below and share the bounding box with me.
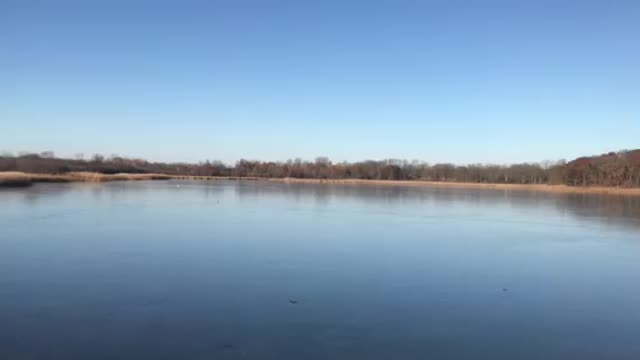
[1,181,640,359]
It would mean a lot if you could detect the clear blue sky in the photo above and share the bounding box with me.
[2,0,638,164]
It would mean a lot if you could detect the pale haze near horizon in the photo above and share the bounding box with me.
[1,1,638,165]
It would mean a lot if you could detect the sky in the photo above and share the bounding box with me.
[1,0,639,164]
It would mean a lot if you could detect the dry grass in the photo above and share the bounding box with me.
[265,177,640,196]
[0,172,171,186]
[0,172,33,187]
[3,172,640,196]
[171,175,262,181]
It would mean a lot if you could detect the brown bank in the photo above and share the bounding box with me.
[0,172,171,187]
[267,177,640,196]
[2,172,640,196]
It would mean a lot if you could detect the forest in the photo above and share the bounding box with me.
[1,149,639,187]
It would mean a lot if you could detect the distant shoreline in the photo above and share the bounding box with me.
[263,177,640,196]
[3,171,640,196]
[0,172,171,186]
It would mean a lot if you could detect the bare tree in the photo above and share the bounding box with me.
[40,151,55,159]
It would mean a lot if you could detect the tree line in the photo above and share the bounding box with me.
[1,149,639,187]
